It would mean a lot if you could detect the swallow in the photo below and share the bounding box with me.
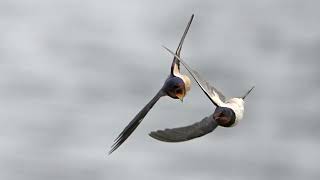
[149,46,254,142]
[109,15,194,154]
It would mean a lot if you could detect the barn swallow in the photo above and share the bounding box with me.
[109,15,194,154]
[149,46,254,142]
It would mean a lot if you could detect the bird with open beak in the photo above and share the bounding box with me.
[149,47,254,142]
[109,15,194,154]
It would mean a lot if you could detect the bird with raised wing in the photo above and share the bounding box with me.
[109,15,194,154]
[149,46,254,142]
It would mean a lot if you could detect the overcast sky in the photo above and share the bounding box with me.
[0,0,320,180]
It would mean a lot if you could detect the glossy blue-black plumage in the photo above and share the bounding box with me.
[109,15,194,154]
[213,106,236,127]
[162,76,185,99]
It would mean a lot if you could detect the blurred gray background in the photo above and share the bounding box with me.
[0,0,320,180]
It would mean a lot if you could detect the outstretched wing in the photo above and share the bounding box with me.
[109,90,165,154]
[171,14,194,76]
[149,115,218,142]
[164,46,226,107]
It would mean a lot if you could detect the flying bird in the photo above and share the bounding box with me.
[109,15,194,154]
[149,46,254,142]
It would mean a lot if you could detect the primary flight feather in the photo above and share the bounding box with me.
[109,15,194,154]
[149,47,254,142]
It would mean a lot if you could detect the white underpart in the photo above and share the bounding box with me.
[221,98,244,127]
[174,71,191,93]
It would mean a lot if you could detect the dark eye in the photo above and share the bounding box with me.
[176,89,182,94]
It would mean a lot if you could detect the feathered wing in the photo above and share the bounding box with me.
[149,115,218,142]
[192,70,226,102]
[164,46,225,107]
[171,14,194,76]
[109,90,165,154]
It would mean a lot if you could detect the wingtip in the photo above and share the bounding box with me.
[108,149,114,155]
[149,131,164,142]
[149,130,177,143]
[148,131,156,139]
[242,86,255,99]
[108,144,119,155]
[162,45,175,56]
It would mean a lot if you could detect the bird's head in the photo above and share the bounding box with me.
[163,75,190,102]
[213,107,236,127]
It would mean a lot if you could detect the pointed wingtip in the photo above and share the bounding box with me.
[162,45,176,57]
[148,132,154,137]
[108,149,113,155]
[242,86,255,99]
[108,145,116,155]
[149,131,168,142]
[108,145,119,155]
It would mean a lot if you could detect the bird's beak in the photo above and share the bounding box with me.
[176,93,184,103]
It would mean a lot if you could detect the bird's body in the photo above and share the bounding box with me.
[219,98,244,126]
[109,15,194,154]
[149,47,254,143]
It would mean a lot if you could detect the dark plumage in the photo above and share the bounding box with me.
[149,47,254,143]
[150,115,218,142]
[109,15,194,154]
